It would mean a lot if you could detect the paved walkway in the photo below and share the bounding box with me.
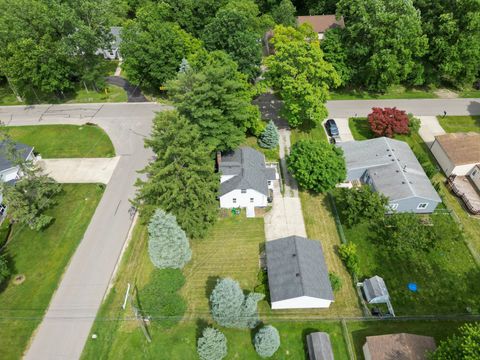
[264,127,307,241]
[418,116,446,147]
[38,157,120,184]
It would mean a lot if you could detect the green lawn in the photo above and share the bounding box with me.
[66,84,127,104]
[0,184,104,360]
[330,85,437,100]
[290,122,328,144]
[243,136,280,162]
[347,320,474,359]
[458,88,480,98]
[6,124,115,158]
[437,115,480,133]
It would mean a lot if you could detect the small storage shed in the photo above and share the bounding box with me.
[307,332,334,360]
[362,276,389,304]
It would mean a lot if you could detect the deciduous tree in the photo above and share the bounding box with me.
[147,209,192,269]
[254,325,281,358]
[431,323,480,359]
[120,2,202,90]
[287,139,346,192]
[134,111,219,239]
[265,24,340,127]
[271,0,296,26]
[168,51,262,152]
[338,243,359,275]
[210,278,264,329]
[368,107,410,138]
[202,0,265,80]
[197,327,228,360]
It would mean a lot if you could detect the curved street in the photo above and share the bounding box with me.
[0,97,478,359]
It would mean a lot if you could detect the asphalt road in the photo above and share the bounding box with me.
[0,97,478,360]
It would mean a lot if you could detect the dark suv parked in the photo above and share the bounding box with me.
[325,119,339,137]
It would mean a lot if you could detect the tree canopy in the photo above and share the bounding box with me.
[202,0,265,80]
[210,278,264,329]
[0,0,111,100]
[120,2,202,90]
[197,327,228,360]
[431,323,480,359]
[254,325,281,358]
[258,120,279,149]
[168,50,262,152]
[265,24,340,127]
[334,0,427,92]
[368,107,410,138]
[287,139,346,192]
[134,111,219,239]
[147,209,192,269]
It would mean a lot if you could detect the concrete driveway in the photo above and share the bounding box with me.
[38,157,120,184]
[418,116,446,147]
[322,118,354,142]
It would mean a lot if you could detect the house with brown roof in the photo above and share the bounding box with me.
[430,132,480,176]
[297,15,345,39]
[363,333,436,360]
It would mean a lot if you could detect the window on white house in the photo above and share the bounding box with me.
[250,198,254,203]
[233,198,237,204]
[267,181,271,185]
[417,203,428,209]
[241,189,247,193]
[390,203,399,211]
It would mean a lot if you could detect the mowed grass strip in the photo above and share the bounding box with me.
[437,115,480,133]
[182,215,265,316]
[0,184,104,360]
[7,124,115,158]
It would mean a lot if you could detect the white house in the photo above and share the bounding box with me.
[430,132,480,176]
[0,141,35,215]
[266,236,334,310]
[218,147,278,210]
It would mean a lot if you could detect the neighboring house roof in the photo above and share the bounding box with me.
[434,132,480,166]
[364,333,436,360]
[0,141,33,172]
[110,26,122,49]
[266,236,334,303]
[297,15,345,34]
[363,275,389,302]
[307,332,334,360]
[219,147,275,196]
[338,137,441,202]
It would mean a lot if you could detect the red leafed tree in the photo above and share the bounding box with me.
[368,107,410,137]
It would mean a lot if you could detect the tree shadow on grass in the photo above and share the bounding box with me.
[195,318,210,340]
[205,276,219,307]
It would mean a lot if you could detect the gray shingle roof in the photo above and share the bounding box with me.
[0,141,33,172]
[219,147,270,196]
[363,275,389,301]
[338,137,441,202]
[266,236,334,303]
[307,332,334,360]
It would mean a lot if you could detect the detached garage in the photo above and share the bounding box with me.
[430,132,480,176]
[266,236,334,310]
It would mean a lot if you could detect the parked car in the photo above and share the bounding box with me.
[325,119,339,137]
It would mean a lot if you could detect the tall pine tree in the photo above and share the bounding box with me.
[135,111,219,239]
[258,120,279,149]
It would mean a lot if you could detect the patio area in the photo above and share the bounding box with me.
[447,176,480,215]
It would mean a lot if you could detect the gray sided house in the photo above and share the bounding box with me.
[338,137,441,213]
[218,147,278,211]
[266,236,334,309]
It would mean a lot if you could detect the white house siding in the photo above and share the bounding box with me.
[469,166,480,190]
[452,164,478,176]
[271,296,332,309]
[219,189,267,208]
[430,140,455,176]
[0,167,20,182]
[220,175,235,183]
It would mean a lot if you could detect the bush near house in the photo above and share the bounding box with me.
[197,327,228,360]
[338,243,360,276]
[368,107,410,137]
[431,322,480,359]
[254,325,281,358]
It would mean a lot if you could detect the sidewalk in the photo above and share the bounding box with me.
[418,116,446,147]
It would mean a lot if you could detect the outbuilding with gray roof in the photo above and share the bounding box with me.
[266,236,334,309]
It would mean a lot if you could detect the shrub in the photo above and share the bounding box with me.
[329,272,342,292]
[408,114,421,133]
[210,278,264,329]
[368,107,410,137]
[288,139,346,193]
[148,208,192,269]
[338,243,360,276]
[139,269,186,328]
[0,254,10,285]
[254,325,281,358]
[197,327,228,360]
[258,120,279,149]
[431,323,480,359]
